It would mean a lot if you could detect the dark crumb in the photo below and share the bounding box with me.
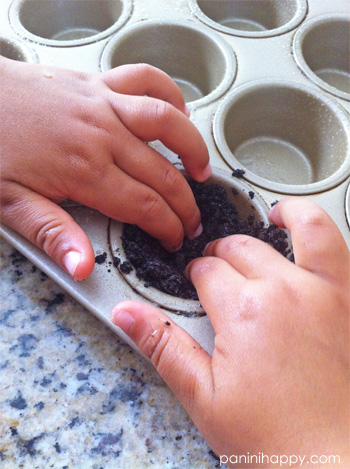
[95,252,107,264]
[231,187,239,196]
[164,321,171,326]
[120,261,133,274]
[232,169,245,178]
[122,181,292,301]
[271,200,279,207]
[113,256,121,268]
[248,191,255,200]
[177,155,182,160]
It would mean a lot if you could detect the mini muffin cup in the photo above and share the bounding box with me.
[293,14,350,101]
[214,80,350,195]
[0,33,38,62]
[188,0,308,38]
[100,19,237,107]
[108,167,270,316]
[9,0,133,47]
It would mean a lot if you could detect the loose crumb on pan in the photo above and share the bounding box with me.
[232,169,245,178]
[95,252,107,264]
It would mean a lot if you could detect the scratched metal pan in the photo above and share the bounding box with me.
[1,0,349,355]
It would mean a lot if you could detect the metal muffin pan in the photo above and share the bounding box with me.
[214,79,350,194]
[0,33,38,62]
[188,0,308,38]
[293,14,350,101]
[109,167,272,316]
[100,19,237,107]
[1,0,349,355]
[9,0,133,47]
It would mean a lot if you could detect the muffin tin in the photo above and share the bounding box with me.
[1,0,349,355]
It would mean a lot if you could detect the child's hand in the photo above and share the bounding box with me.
[111,198,350,467]
[0,57,210,280]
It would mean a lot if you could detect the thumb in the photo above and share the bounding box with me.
[1,183,95,280]
[111,300,214,418]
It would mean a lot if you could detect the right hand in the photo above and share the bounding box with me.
[112,198,350,467]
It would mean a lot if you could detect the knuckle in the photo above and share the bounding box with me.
[136,63,156,78]
[189,257,219,280]
[238,289,263,321]
[140,325,171,369]
[34,218,66,258]
[216,234,253,255]
[164,167,183,195]
[299,209,329,231]
[153,101,173,125]
[140,192,165,221]
[62,152,96,192]
[272,277,295,303]
[81,104,112,137]
[0,181,17,213]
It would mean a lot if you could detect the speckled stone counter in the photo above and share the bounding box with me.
[0,238,219,468]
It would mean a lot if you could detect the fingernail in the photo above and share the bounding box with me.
[188,223,203,240]
[184,261,194,280]
[202,163,212,180]
[161,241,183,253]
[111,309,135,333]
[184,105,191,117]
[203,242,211,255]
[63,251,81,279]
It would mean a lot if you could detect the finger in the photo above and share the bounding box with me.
[74,164,185,252]
[1,182,95,280]
[204,234,292,279]
[101,63,190,117]
[269,197,350,283]
[111,300,213,418]
[104,125,202,240]
[185,256,247,333]
[109,93,211,182]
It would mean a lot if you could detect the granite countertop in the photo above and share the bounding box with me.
[0,238,219,468]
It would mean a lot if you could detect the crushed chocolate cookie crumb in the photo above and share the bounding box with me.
[95,252,107,264]
[164,321,171,326]
[113,256,121,268]
[248,191,255,200]
[120,261,133,274]
[232,169,245,178]
[271,200,279,207]
[122,181,292,300]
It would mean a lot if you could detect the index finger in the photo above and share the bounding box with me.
[269,197,350,285]
[109,93,211,182]
[101,63,190,117]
